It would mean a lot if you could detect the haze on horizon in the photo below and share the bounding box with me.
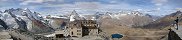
[0,0,182,16]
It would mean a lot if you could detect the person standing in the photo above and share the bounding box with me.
[175,17,179,30]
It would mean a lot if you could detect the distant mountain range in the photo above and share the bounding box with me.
[97,11,160,27]
[142,11,182,29]
[0,8,172,33]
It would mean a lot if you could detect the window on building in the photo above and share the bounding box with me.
[83,22,85,24]
[77,33,81,35]
[74,24,76,26]
[77,30,81,32]
[77,27,81,29]
[71,32,73,35]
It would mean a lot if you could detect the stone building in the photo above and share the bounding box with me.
[80,20,98,36]
[67,21,82,37]
[66,20,98,37]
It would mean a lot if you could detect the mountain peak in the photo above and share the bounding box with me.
[176,10,182,13]
[95,12,99,15]
[131,11,143,16]
[168,11,182,17]
[24,8,31,12]
[71,10,78,15]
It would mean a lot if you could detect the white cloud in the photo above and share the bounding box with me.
[109,1,118,3]
[152,0,168,6]
[20,0,44,5]
[75,2,99,10]
[19,0,61,5]
[38,1,144,14]
[18,0,159,14]
[151,0,169,11]
[44,2,100,11]
[33,1,146,14]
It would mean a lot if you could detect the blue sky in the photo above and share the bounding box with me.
[0,0,182,15]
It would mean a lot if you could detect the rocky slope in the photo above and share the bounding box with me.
[97,11,169,40]
[99,16,168,40]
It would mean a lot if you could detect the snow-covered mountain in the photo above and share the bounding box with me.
[94,12,104,19]
[0,8,54,33]
[0,10,19,29]
[66,11,155,27]
[98,11,156,27]
[69,10,85,21]
[100,11,159,21]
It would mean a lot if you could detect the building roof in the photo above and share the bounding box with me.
[68,21,82,28]
[68,20,97,29]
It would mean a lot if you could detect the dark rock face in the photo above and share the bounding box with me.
[61,22,66,29]
[31,20,54,33]
[14,17,27,31]
[168,30,182,40]
[0,19,8,29]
